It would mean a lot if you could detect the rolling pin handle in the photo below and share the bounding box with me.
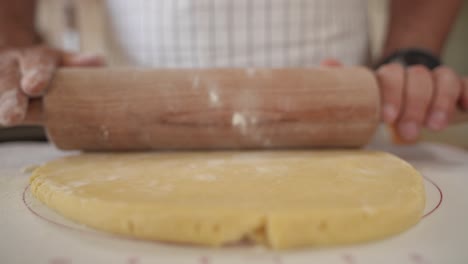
[23,98,44,126]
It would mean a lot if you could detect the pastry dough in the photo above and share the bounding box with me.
[30,151,425,249]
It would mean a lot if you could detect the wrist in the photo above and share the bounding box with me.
[0,30,41,51]
[375,48,442,70]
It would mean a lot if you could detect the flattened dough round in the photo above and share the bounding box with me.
[30,151,425,249]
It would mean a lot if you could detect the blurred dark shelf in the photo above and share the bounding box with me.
[0,126,47,142]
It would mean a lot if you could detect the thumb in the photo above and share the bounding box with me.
[61,52,106,67]
[320,58,343,68]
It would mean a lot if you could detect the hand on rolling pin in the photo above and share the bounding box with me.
[0,45,105,126]
[321,59,468,143]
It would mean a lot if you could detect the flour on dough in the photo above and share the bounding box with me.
[30,151,425,249]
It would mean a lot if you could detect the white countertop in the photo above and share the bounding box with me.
[1,140,468,264]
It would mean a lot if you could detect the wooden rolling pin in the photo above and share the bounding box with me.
[23,67,381,150]
[21,67,382,150]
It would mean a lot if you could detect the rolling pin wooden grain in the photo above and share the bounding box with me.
[24,67,381,150]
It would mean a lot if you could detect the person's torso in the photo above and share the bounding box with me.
[105,0,369,67]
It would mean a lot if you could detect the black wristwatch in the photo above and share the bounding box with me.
[376,48,442,70]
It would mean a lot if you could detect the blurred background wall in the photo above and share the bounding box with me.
[444,1,468,76]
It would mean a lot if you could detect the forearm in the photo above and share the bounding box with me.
[0,0,39,48]
[383,0,463,58]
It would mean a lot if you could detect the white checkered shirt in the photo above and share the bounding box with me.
[105,0,370,68]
